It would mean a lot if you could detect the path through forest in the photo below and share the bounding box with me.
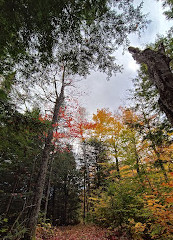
[36,224,130,240]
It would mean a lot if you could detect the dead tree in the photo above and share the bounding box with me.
[128,44,173,126]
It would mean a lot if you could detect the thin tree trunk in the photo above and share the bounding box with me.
[63,178,68,225]
[114,145,120,179]
[132,137,140,174]
[142,111,168,182]
[152,147,168,182]
[24,68,66,239]
[43,157,54,223]
[27,154,38,193]
[5,176,19,215]
[95,154,101,188]
[83,170,86,223]
[52,186,56,225]
[139,160,154,192]
[25,155,38,208]
[82,142,90,213]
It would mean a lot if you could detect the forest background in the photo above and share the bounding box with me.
[0,0,173,240]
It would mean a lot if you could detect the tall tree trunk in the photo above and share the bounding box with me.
[25,155,38,208]
[5,176,19,215]
[142,110,168,182]
[83,170,86,222]
[95,154,101,188]
[52,186,56,226]
[129,44,173,126]
[132,137,140,174]
[82,142,90,213]
[113,144,120,179]
[63,178,68,225]
[43,157,54,223]
[24,68,65,239]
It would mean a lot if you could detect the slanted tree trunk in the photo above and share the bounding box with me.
[24,68,66,239]
[43,157,54,223]
[128,44,173,126]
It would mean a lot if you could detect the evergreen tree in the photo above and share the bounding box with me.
[46,147,81,226]
[0,78,47,239]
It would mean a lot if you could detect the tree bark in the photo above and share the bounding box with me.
[52,186,57,225]
[82,142,90,213]
[5,176,19,215]
[142,110,168,182]
[43,157,54,223]
[63,177,68,225]
[132,137,140,174]
[113,145,120,179]
[24,68,65,239]
[128,44,173,126]
[83,170,86,222]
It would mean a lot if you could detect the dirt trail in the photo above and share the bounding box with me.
[36,224,129,240]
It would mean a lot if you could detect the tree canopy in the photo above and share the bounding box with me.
[0,0,149,78]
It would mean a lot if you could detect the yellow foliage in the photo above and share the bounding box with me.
[129,219,146,240]
[134,222,146,233]
[144,194,173,239]
[120,165,129,171]
[89,197,99,201]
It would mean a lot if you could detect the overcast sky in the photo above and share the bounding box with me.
[75,0,173,118]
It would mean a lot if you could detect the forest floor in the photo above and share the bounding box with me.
[36,224,130,240]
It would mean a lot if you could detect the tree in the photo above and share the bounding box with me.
[128,44,173,126]
[0,0,149,76]
[128,45,173,181]
[92,109,123,179]
[82,107,173,239]
[0,78,47,239]
[79,138,110,221]
[45,147,81,226]
[1,1,149,238]
[24,68,66,239]
[159,0,173,19]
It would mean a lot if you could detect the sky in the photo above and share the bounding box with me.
[75,0,173,118]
